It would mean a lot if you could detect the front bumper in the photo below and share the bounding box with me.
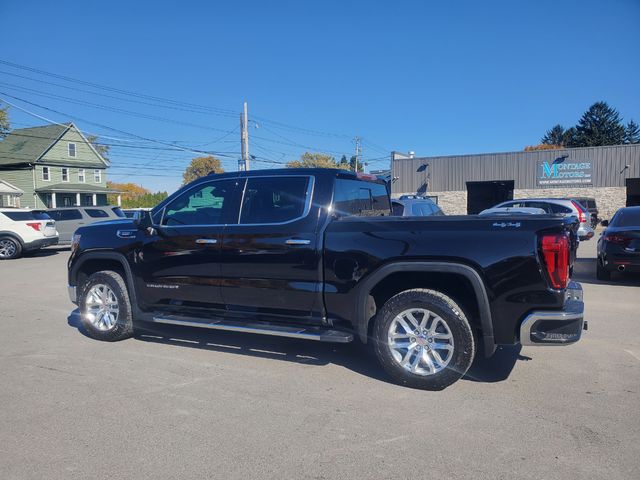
[520,281,586,346]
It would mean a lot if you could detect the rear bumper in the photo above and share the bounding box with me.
[23,236,59,251]
[578,225,594,240]
[520,281,586,346]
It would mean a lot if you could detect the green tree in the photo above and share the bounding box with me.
[339,155,349,167]
[350,155,363,172]
[625,120,640,144]
[286,152,349,169]
[86,134,110,160]
[182,155,224,184]
[541,124,566,146]
[0,104,10,139]
[571,101,626,147]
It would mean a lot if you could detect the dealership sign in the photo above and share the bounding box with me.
[536,158,593,186]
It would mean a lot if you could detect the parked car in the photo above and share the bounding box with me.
[47,206,125,244]
[67,168,585,390]
[392,196,444,216]
[0,208,59,259]
[596,206,640,280]
[122,208,152,219]
[479,207,546,216]
[569,197,599,228]
[493,198,594,240]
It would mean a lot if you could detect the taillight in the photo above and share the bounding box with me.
[570,201,587,223]
[541,233,570,289]
[26,222,42,231]
[604,234,631,247]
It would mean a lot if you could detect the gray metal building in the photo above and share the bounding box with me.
[391,144,640,217]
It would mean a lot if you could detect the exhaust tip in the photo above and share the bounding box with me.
[618,265,626,272]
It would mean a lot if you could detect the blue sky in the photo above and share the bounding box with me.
[2,0,639,192]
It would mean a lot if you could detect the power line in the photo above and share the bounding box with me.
[0,58,238,115]
[0,93,237,158]
[0,69,238,118]
[0,81,238,134]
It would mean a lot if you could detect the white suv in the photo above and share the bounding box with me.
[0,209,59,259]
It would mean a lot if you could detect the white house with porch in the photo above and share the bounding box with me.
[0,178,24,207]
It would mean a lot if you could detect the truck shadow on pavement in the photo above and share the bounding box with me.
[67,310,527,386]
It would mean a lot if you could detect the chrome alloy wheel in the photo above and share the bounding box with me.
[387,308,454,376]
[84,284,120,331]
[0,239,17,258]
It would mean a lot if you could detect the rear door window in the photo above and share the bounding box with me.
[548,203,573,214]
[49,209,83,221]
[391,202,404,216]
[239,176,311,224]
[333,178,391,216]
[111,207,125,218]
[85,209,110,218]
[523,201,552,213]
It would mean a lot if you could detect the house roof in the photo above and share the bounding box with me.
[35,183,120,194]
[0,123,108,167]
[0,123,70,166]
[0,178,24,195]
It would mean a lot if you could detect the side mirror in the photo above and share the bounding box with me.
[134,210,152,228]
[600,219,609,227]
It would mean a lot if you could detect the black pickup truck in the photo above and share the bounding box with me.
[67,168,586,389]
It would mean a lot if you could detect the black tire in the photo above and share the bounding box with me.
[0,236,22,260]
[373,289,475,390]
[78,270,134,341]
[596,260,611,281]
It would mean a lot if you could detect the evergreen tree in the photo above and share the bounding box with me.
[572,101,626,147]
[349,155,363,172]
[541,124,566,146]
[339,155,348,166]
[625,120,640,144]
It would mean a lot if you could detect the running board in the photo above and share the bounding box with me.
[150,314,354,343]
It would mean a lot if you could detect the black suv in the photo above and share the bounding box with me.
[67,168,585,389]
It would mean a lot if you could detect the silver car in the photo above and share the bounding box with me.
[46,206,125,244]
[493,198,595,240]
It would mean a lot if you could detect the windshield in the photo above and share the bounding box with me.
[611,209,640,227]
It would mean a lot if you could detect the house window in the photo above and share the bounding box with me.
[62,168,69,182]
[78,169,85,183]
[42,166,51,181]
[94,169,102,183]
[68,142,76,157]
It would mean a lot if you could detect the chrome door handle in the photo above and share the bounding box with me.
[195,238,218,244]
[285,238,311,245]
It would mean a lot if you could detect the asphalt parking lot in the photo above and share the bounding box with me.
[1,234,639,480]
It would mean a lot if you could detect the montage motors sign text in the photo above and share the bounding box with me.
[536,158,593,187]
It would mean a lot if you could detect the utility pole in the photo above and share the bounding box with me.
[353,136,362,173]
[240,101,250,171]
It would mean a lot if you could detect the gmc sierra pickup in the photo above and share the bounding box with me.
[67,168,586,389]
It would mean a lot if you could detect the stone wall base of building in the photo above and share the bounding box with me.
[397,187,627,219]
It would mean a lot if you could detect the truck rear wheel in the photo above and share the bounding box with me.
[78,270,134,341]
[373,289,475,390]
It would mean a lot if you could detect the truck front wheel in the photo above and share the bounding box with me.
[78,270,134,341]
[373,289,475,390]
